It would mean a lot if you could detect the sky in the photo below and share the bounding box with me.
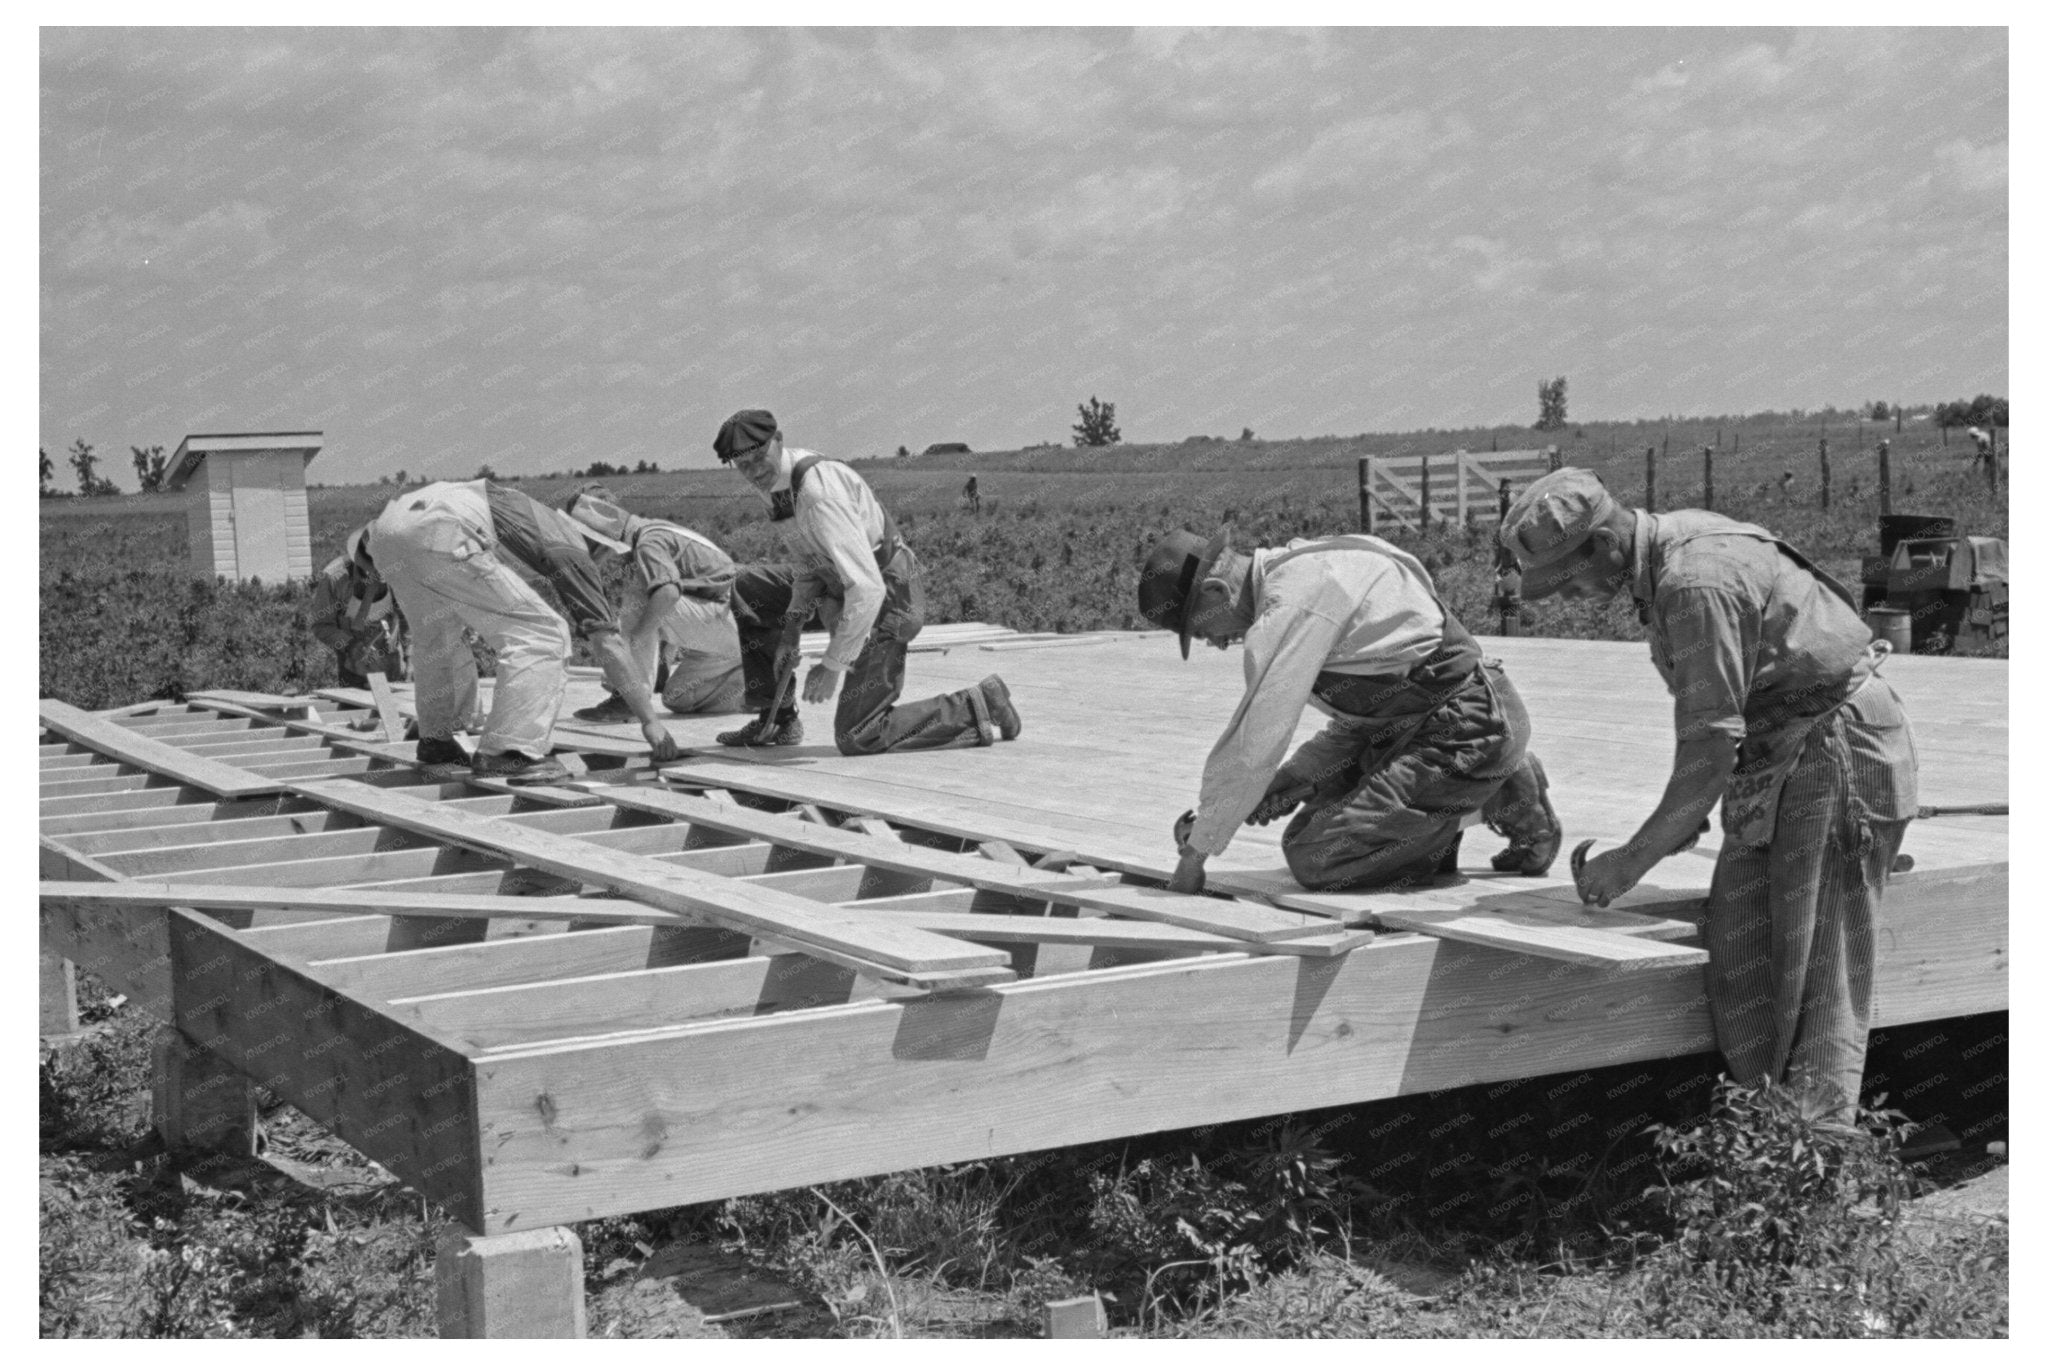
[39,26,2008,487]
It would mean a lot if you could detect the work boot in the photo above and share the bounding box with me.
[1434,829,1465,877]
[471,749,572,786]
[717,713,804,747]
[975,675,1022,741]
[571,693,635,724]
[414,735,470,781]
[1485,754,1563,875]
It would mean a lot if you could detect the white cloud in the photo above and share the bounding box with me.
[1934,138,2007,196]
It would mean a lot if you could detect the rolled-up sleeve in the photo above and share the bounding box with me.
[1654,586,1755,744]
[1188,605,1344,856]
[808,498,887,672]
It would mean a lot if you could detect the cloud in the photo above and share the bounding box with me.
[1252,110,1463,201]
[1934,138,2006,196]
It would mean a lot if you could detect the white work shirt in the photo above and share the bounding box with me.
[774,449,891,673]
[1189,536,1447,857]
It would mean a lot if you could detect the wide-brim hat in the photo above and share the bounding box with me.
[1137,526,1232,659]
[1498,467,1616,600]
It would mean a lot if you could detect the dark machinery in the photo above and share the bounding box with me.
[1861,514,2007,655]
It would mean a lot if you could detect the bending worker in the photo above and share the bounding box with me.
[1498,468,1918,1114]
[310,537,408,688]
[1138,526,1562,895]
[559,483,748,721]
[712,408,1021,753]
[361,479,681,785]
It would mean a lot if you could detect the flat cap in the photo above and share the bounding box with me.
[713,409,778,462]
[1497,467,1617,599]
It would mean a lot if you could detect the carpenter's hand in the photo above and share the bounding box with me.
[1575,847,1647,908]
[1249,777,1311,826]
[642,720,680,764]
[1169,847,1208,895]
[802,663,838,705]
[1172,809,1197,852]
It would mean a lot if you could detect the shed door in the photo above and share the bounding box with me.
[228,457,291,585]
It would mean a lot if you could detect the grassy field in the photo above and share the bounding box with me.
[39,414,2008,1337]
[40,415,2007,708]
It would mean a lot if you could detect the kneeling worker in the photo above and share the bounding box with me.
[1499,468,1918,1114]
[712,408,1020,754]
[361,479,681,784]
[559,483,748,720]
[1138,527,1562,895]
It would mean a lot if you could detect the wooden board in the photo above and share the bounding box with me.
[39,699,289,799]
[286,779,1013,987]
[40,881,686,929]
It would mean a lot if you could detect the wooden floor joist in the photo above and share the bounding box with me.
[40,699,291,799]
[35,636,2006,1264]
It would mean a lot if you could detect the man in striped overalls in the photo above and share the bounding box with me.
[1137,527,1563,897]
[1499,468,1920,1114]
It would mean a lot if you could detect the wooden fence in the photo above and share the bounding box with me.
[1357,449,1556,535]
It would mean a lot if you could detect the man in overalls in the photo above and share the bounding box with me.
[312,533,409,688]
[559,484,749,720]
[711,409,1021,754]
[1136,527,1563,896]
[364,480,682,784]
[1499,468,1919,1115]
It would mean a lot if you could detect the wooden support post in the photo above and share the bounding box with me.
[1546,444,1560,473]
[1644,445,1656,512]
[1419,454,1430,531]
[1878,439,1892,517]
[1456,455,1468,526]
[1702,445,1714,510]
[1819,436,1831,511]
[150,1028,261,1157]
[40,949,82,1044]
[1357,456,1372,535]
[1044,1293,1107,1338]
[435,1226,587,1338]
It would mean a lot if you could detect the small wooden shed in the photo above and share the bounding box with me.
[167,431,322,584]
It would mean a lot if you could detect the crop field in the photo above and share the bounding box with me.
[39,416,2007,711]
[39,415,2009,1337]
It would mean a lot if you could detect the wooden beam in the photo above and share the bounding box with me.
[609,784,1333,943]
[167,908,485,1228]
[288,779,1013,988]
[457,857,2007,1232]
[40,699,288,799]
[367,672,406,743]
[41,881,688,928]
[39,836,172,1016]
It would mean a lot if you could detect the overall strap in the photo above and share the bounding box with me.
[779,457,902,570]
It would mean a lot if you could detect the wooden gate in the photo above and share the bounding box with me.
[1357,448,1556,534]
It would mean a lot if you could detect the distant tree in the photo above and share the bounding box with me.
[476,463,497,481]
[1534,377,1568,431]
[633,459,659,474]
[1867,400,1891,422]
[583,459,623,478]
[896,445,909,459]
[68,437,118,496]
[1240,427,1255,441]
[131,444,169,493]
[393,469,409,486]
[1073,396,1121,448]
[39,446,53,494]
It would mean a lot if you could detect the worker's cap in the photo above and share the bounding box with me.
[1137,526,1232,660]
[713,409,778,463]
[1497,467,1617,599]
[344,524,375,570]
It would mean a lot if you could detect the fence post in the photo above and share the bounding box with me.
[1702,445,1714,510]
[1546,445,1560,473]
[1357,456,1372,535]
[1877,440,1891,517]
[1645,445,1656,512]
[1819,437,1830,511]
[1456,455,1469,526]
[1419,454,1431,531]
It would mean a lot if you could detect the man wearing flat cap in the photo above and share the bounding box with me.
[712,408,1021,753]
[1137,526,1562,895]
[362,479,682,785]
[1499,468,1919,1114]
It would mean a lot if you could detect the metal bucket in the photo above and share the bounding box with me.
[1866,606,1913,654]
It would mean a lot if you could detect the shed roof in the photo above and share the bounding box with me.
[167,431,323,490]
